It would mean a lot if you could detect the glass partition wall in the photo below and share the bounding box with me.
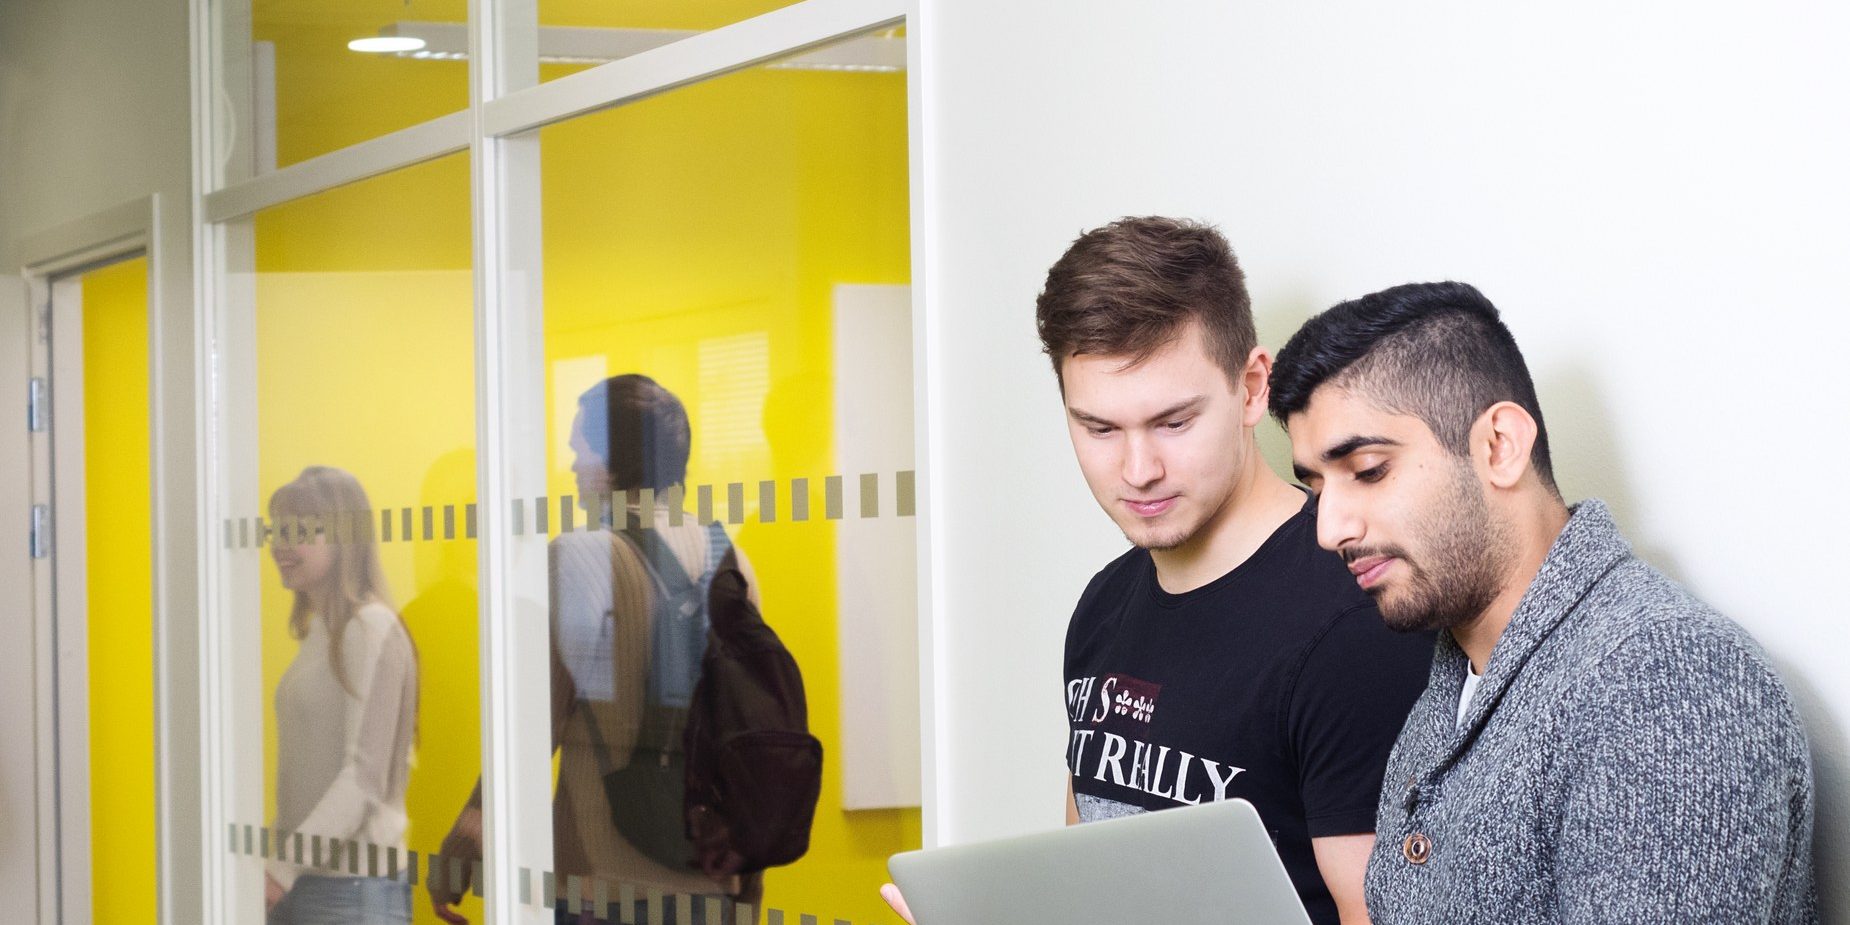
[217,153,481,923]
[203,2,919,924]
[523,44,915,925]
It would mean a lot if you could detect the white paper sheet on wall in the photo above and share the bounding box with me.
[833,283,923,810]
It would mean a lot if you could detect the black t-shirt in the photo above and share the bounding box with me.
[1063,498,1433,925]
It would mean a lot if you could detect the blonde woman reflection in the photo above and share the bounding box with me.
[265,466,420,925]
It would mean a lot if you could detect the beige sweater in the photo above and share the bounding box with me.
[268,601,418,889]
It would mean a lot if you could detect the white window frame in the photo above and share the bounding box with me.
[183,0,933,922]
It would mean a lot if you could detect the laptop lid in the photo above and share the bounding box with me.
[887,799,1313,925]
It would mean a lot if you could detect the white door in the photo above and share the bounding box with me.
[24,268,94,925]
[15,255,154,925]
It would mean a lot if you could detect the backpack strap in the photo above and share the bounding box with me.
[576,695,620,777]
[609,525,723,752]
[618,523,736,610]
[702,521,734,581]
[619,527,699,616]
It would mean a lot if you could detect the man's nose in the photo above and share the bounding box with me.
[1122,433,1164,489]
[1315,489,1364,553]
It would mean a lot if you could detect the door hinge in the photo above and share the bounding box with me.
[30,504,50,559]
[27,377,47,432]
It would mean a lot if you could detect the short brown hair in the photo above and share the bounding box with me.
[1035,216,1255,388]
[576,374,692,491]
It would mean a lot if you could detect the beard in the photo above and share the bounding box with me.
[1121,510,1199,552]
[1352,463,1510,634]
[1129,530,1192,552]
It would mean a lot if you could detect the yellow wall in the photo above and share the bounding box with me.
[83,256,154,921]
[247,15,913,925]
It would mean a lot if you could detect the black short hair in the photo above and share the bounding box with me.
[577,374,692,491]
[1270,281,1557,493]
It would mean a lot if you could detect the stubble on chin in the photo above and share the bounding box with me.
[1116,506,1200,553]
[1124,528,1191,552]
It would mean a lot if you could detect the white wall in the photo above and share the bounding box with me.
[918,0,1850,916]
[0,0,202,921]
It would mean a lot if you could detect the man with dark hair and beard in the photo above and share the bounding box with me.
[1271,281,1817,923]
[880,217,1432,925]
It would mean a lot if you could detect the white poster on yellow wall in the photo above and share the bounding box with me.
[833,283,922,810]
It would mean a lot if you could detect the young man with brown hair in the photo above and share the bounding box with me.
[1036,217,1431,923]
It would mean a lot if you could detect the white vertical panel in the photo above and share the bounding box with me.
[470,0,554,920]
[196,0,257,920]
[25,277,59,925]
[900,0,935,847]
[0,275,44,923]
[833,283,920,810]
[216,217,264,923]
[47,275,91,924]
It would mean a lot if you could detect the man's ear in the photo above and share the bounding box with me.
[1240,346,1274,428]
[1475,401,1539,489]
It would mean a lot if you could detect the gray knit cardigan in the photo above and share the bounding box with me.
[1364,500,1816,923]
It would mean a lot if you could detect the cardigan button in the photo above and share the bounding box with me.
[1402,832,1432,865]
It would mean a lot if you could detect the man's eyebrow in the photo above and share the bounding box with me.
[1143,396,1205,424]
[1066,396,1206,428]
[1321,434,1401,463]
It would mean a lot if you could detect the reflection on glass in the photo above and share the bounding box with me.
[242,0,890,170]
[535,0,812,83]
[266,467,420,924]
[554,376,755,908]
[250,0,469,169]
[530,29,917,925]
[217,20,915,921]
[435,376,804,924]
[221,152,478,925]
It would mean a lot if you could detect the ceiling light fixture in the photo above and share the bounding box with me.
[347,35,428,54]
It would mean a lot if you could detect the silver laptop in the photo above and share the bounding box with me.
[887,799,1313,925]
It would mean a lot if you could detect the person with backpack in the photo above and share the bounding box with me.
[430,374,820,925]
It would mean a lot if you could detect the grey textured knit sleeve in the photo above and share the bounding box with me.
[1554,613,1816,922]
